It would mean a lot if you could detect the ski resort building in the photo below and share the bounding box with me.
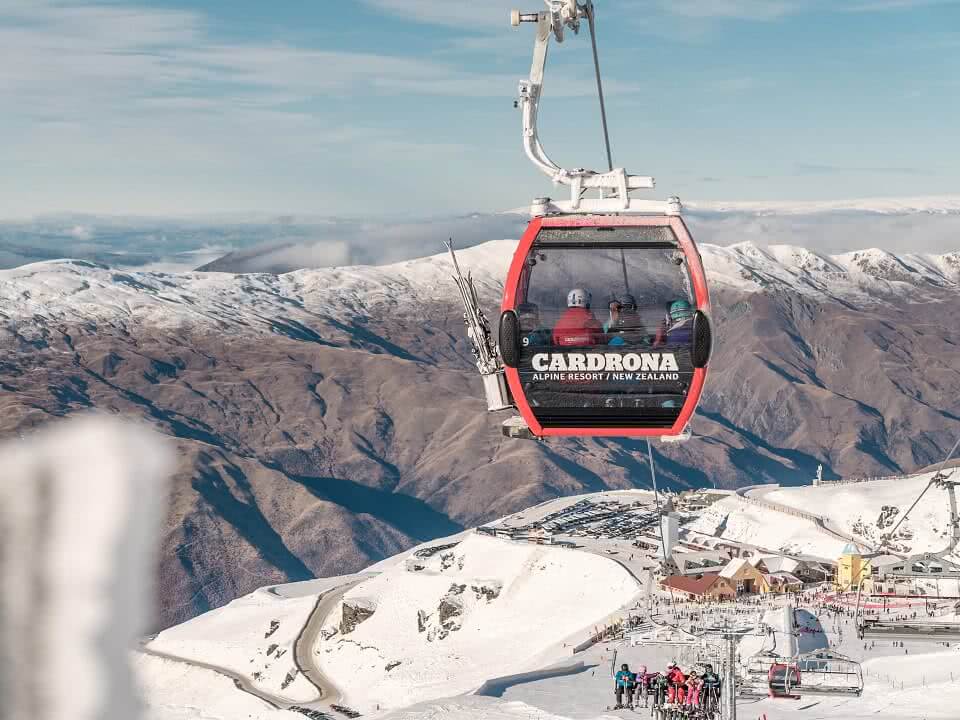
[660,573,736,600]
[837,542,872,592]
[671,550,731,575]
[720,557,771,595]
[763,571,804,593]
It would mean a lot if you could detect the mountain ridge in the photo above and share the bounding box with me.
[1,240,958,628]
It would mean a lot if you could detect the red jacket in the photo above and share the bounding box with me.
[552,307,603,347]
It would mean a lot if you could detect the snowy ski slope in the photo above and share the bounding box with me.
[137,476,960,720]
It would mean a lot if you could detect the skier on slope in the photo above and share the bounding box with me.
[553,288,603,346]
[614,663,633,709]
[625,666,638,709]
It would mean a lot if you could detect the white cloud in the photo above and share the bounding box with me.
[249,240,352,271]
[360,0,804,24]
[0,0,546,215]
[655,0,801,19]
[192,204,960,274]
[843,0,960,10]
[68,224,93,240]
[0,0,572,114]
[357,0,520,28]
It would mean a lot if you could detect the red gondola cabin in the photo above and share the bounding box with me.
[499,215,712,438]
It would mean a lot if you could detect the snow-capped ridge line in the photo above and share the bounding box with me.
[686,194,960,215]
[0,240,957,336]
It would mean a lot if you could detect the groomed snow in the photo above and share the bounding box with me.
[380,696,618,720]
[764,471,955,556]
[315,533,641,713]
[136,481,960,720]
[146,587,320,702]
[134,653,284,720]
[686,495,849,559]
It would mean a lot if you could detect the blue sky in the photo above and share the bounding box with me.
[1,0,958,217]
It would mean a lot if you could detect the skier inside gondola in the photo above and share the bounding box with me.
[653,298,694,347]
[552,287,603,346]
[517,302,551,347]
[603,293,635,332]
[605,293,651,347]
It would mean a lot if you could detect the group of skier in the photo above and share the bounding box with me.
[614,662,721,713]
[520,290,694,349]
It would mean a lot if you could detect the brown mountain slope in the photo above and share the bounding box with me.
[0,251,958,627]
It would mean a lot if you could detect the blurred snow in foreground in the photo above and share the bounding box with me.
[0,415,172,720]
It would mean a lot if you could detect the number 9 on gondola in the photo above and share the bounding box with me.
[499,215,712,438]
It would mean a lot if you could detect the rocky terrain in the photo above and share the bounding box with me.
[1,240,958,628]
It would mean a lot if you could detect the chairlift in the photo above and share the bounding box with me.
[767,662,802,699]
[756,650,863,699]
[790,649,863,697]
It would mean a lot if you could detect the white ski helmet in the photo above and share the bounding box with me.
[567,287,591,308]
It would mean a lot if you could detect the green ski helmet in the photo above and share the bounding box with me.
[668,299,693,323]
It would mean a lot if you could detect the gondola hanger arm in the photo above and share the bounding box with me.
[512,1,657,213]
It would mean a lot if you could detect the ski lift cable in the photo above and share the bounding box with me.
[933,435,960,480]
[884,435,960,545]
[646,439,679,608]
[584,1,614,174]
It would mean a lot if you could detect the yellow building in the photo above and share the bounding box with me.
[836,542,872,592]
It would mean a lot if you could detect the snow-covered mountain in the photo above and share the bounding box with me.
[1,241,957,339]
[137,478,960,720]
[687,194,960,215]
[1,241,958,631]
